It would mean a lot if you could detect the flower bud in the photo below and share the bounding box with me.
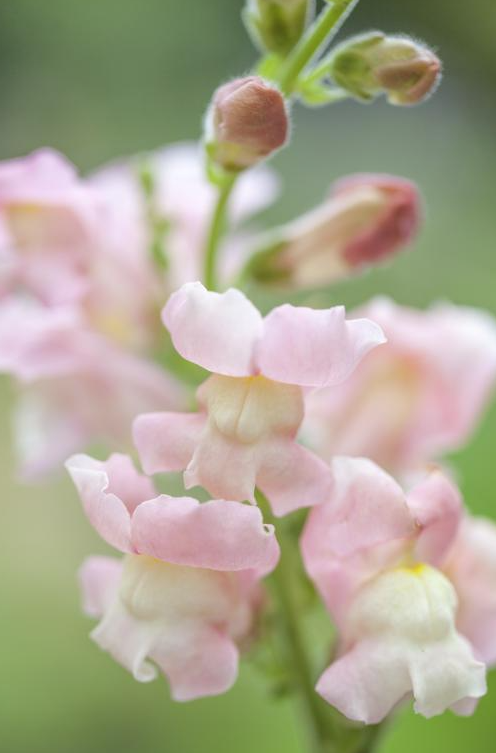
[205,76,289,172]
[330,32,441,105]
[243,0,312,57]
[245,174,420,289]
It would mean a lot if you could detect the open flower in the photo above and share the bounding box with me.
[134,282,385,515]
[67,453,279,700]
[303,298,496,476]
[0,148,99,305]
[0,300,184,478]
[301,457,490,723]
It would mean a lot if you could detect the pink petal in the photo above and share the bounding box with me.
[162,282,263,376]
[300,458,415,625]
[91,600,160,683]
[133,411,205,475]
[132,495,279,572]
[408,470,463,566]
[79,556,123,618]
[0,148,78,200]
[302,457,414,562]
[0,299,85,381]
[65,453,155,552]
[317,640,412,724]
[184,427,258,503]
[446,517,496,666]
[256,303,385,387]
[257,439,334,517]
[152,625,239,701]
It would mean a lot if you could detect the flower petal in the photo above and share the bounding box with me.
[317,639,411,724]
[132,495,279,572]
[445,517,496,666]
[91,598,160,683]
[410,635,486,718]
[162,282,263,376]
[79,556,123,618]
[408,470,463,566]
[133,411,205,475]
[302,457,414,562]
[256,303,385,387]
[184,427,258,503]
[151,624,239,701]
[65,453,155,552]
[257,439,333,517]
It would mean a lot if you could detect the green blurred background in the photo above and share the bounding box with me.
[1,1,495,751]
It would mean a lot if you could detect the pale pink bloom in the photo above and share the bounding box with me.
[0,148,161,351]
[303,297,496,475]
[67,453,279,700]
[0,300,184,478]
[248,174,420,289]
[134,282,385,515]
[301,457,487,723]
[0,148,102,305]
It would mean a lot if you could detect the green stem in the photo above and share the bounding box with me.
[203,173,237,291]
[256,489,337,753]
[277,0,360,96]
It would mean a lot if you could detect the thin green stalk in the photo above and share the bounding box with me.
[256,489,337,753]
[203,173,236,291]
[277,0,360,95]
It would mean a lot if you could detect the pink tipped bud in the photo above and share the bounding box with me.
[331,174,420,267]
[245,174,421,289]
[330,32,442,106]
[205,76,289,172]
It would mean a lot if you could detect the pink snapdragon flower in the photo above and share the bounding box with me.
[66,453,279,700]
[0,300,183,478]
[301,457,493,723]
[303,298,496,475]
[134,282,385,515]
[0,149,99,305]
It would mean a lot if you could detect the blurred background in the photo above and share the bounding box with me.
[1,1,495,751]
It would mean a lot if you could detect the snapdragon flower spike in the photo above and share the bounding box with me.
[301,457,489,723]
[134,282,385,515]
[303,297,496,475]
[67,453,279,700]
[246,174,420,288]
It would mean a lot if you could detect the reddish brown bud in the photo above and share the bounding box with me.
[205,76,289,172]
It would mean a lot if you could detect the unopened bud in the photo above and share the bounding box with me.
[330,32,441,105]
[243,0,312,57]
[245,174,420,289]
[205,77,289,172]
